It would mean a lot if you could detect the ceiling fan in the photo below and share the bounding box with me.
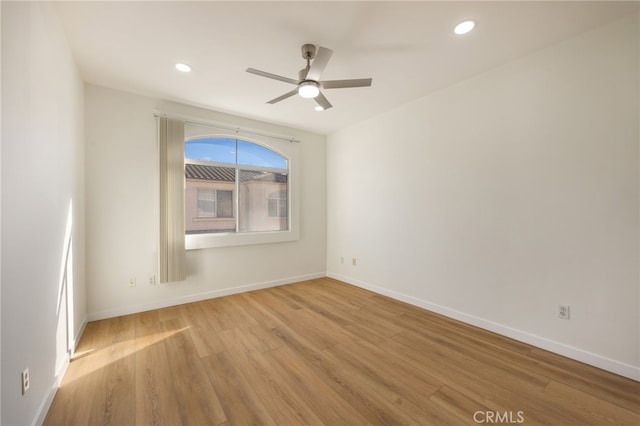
[246,43,372,111]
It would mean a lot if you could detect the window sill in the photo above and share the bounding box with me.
[185,228,299,250]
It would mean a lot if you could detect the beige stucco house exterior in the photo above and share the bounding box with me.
[185,163,288,234]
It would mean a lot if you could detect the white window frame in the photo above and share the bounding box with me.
[184,123,299,250]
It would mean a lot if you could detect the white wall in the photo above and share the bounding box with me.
[1,2,86,424]
[327,15,639,378]
[85,85,326,319]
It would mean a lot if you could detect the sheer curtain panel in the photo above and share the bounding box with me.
[159,116,187,282]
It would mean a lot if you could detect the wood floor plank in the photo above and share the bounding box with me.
[87,315,137,426]
[235,291,288,327]
[344,305,406,338]
[45,279,640,426]
[223,294,261,327]
[356,302,413,327]
[342,321,389,345]
[134,308,161,329]
[382,336,615,425]
[317,277,379,304]
[379,337,554,425]
[323,342,462,425]
[43,381,91,426]
[263,345,372,425]
[178,302,226,358]
[278,283,358,326]
[201,297,243,332]
[246,324,284,352]
[326,339,443,399]
[44,320,118,426]
[402,310,640,415]
[529,348,640,413]
[161,318,227,426]
[134,316,183,426]
[543,380,640,425]
[397,325,552,392]
[217,326,326,425]
[400,310,534,356]
[392,330,550,394]
[73,318,113,356]
[251,286,301,314]
[305,278,371,310]
[157,305,182,322]
[429,385,497,425]
[277,307,352,351]
[263,286,304,310]
[202,351,277,425]
[271,324,425,425]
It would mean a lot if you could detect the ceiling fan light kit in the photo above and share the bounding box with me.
[246,43,373,110]
[298,81,320,98]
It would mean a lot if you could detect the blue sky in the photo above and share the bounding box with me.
[185,137,287,169]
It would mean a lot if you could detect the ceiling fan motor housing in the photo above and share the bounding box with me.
[301,43,316,60]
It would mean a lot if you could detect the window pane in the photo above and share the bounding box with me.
[239,170,288,232]
[185,138,236,164]
[185,164,236,234]
[237,140,287,169]
[197,189,216,218]
[216,190,233,218]
[268,190,287,217]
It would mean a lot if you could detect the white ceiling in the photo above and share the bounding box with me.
[54,1,637,135]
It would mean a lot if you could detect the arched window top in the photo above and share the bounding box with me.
[185,137,288,170]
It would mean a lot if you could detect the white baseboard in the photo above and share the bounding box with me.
[87,272,326,321]
[72,317,88,352]
[328,272,640,381]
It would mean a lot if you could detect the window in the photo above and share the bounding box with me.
[184,131,296,249]
[197,189,216,217]
[196,189,233,218]
[268,190,288,217]
[238,170,288,232]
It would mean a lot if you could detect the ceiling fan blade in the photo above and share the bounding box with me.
[314,91,333,110]
[267,89,298,104]
[321,78,372,89]
[246,68,298,85]
[305,46,333,81]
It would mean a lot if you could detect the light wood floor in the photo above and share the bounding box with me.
[45,278,639,425]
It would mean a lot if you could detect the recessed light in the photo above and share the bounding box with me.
[454,20,476,35]
[175,63,192,73]
[315,105,324,111]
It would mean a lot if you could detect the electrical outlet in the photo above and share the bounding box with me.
[21,368,30,395]
[148,275,156,286]
[352,258,357,266]
[340,257,344,264]
[129,277,136,288]
[558,304,570,320]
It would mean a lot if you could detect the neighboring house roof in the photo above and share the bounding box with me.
[186,163,235,181]
[185,163,287,183]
